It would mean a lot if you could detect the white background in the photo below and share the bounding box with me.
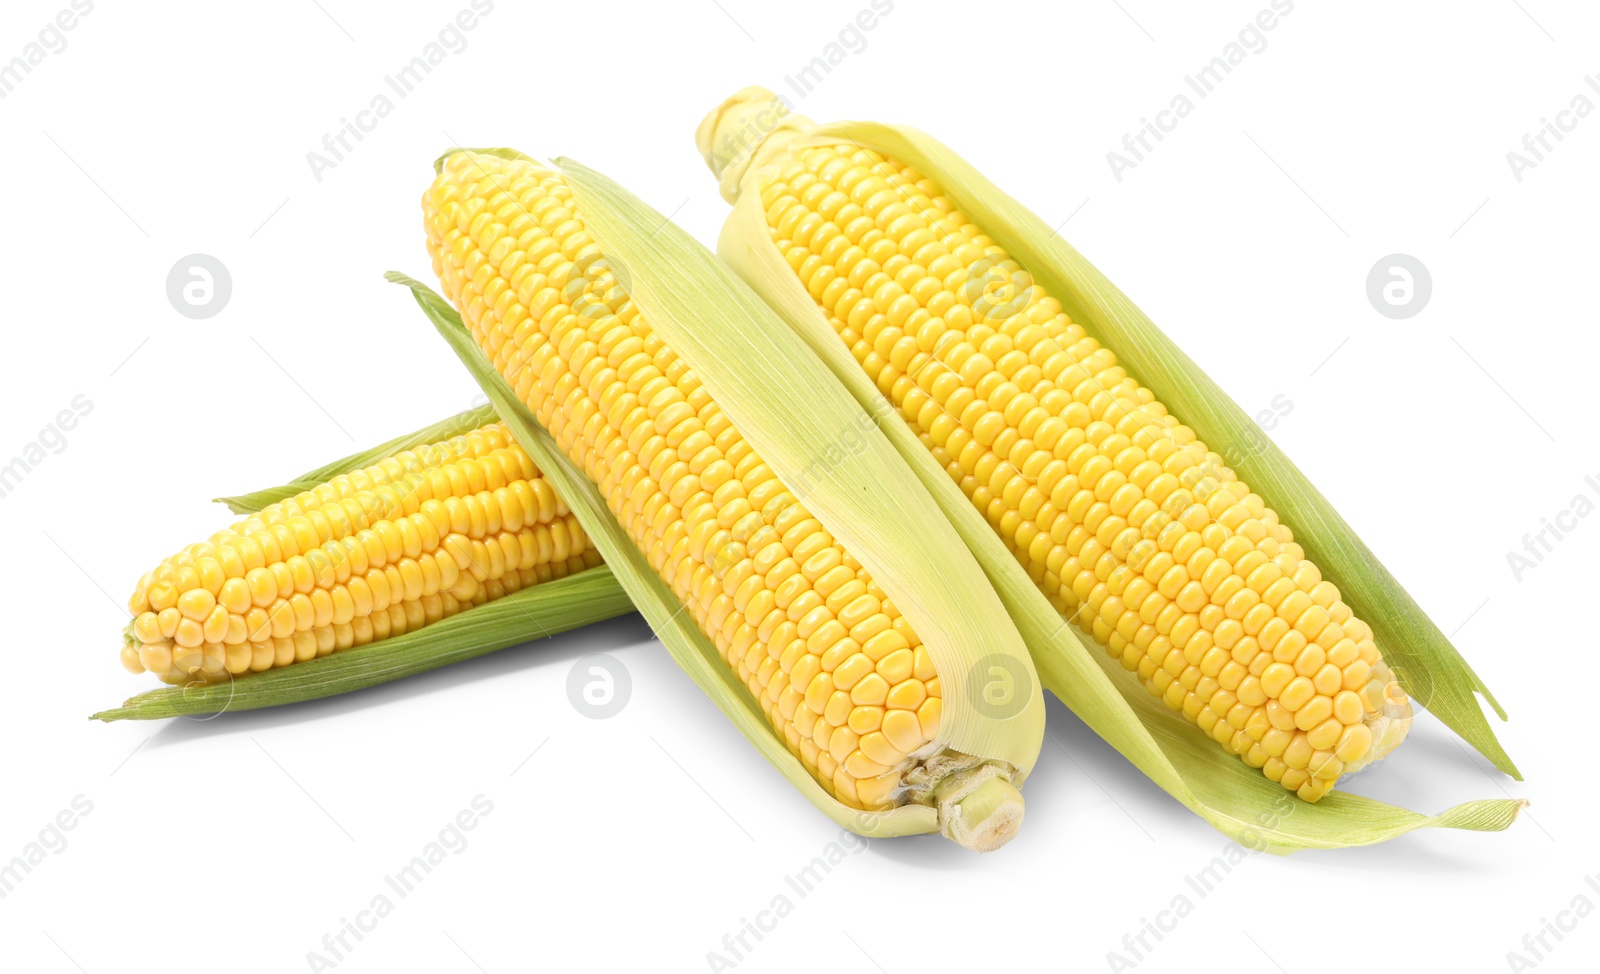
[0,1,1592,971]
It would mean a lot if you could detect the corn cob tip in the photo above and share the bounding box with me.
[695,86,813,203]
[933,764,1025,852]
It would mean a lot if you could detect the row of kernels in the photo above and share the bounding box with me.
[126,551,599,683]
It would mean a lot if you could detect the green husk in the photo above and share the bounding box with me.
[714,117,1525,851]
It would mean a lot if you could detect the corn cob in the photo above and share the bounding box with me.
[122,422,599,684]
[419,150,1043,845]
[698,89,1410,803]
